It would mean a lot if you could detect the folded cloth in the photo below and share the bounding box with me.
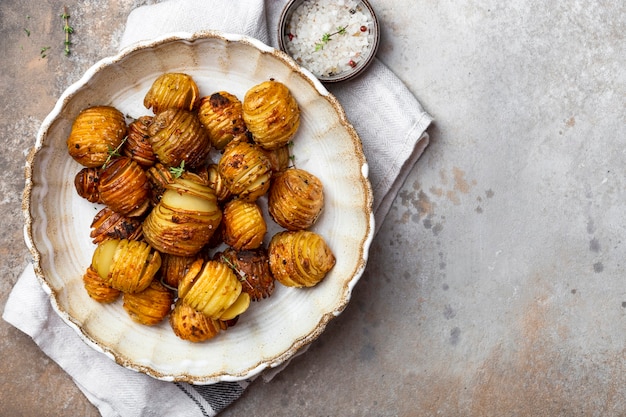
[4,1,432,416]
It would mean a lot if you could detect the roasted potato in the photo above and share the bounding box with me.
[92,238,161,294]
[123,116,156,168]
[74,167,101,203]
[142,175,222,256]
[178,259,249,320]
[268,167,324,230]
[66,105,127,168]
[89,207,143,244]
[169,300,227,342]
[148,108,210,169]
[221,199,267,251]
[218,140,272,202]
[197,91,248,150]
[268,230,335,287]
[217,247,275,301]
[243,80,300,150]
[98,156,151,217]
[123,280,174,326]
[82,264,121,303]
[143,72,200,114]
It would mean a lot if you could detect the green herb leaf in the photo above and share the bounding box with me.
[62,7,73,56]
[314,25,348,51]
[102,136,127,169]
[169,160,185,178]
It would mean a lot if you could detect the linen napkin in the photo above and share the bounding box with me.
[4,1,432,416]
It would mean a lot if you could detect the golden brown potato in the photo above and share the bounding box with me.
[143,72,199,114]
[145,162,175,206]
[90,207,143,244]
[82,264,121,303]
[243,80,300,150]
[98,156,151,217]
[74,167,101,203]
[218,140,272,202]
[160,253,200,288]
[199,163,232,203]
[123,116,156,168]
[148,108,210,169]
[142,175,222,257]
[268,230,335,287]
[92,239,162,294]
[268,168,324,230]
[67,105,127,168]
[260,143,291,177]
[221,199,267,251]
[169,300,227,342]
[123,280,174,326]
[178,259,247,320]
[197,91,248,150]
[217,247,275,301]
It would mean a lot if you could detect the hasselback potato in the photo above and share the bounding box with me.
[148,108,210,169]
[217,247,275,301]
[260,144,291,177]
[197,91,248,150]
[222,199,267,251]
[123,116,156,167]
[142,175,222,256]
[145,162,175,205]
[74,167,101,203]
[268,230,335,288]
[268,168,324,230]
[178,259,249,320]
[82,264,121,303]
[98,156,151,217]
[123,280,174,326]
[160,253,200,288]
[143,72,200,114]
[218,140,272,202]
[90,207,143,244]
[200,163,231,203]
[243,80,300,150]
[170,300,227,342]
[66,105,127,168]
[92,238,162,293]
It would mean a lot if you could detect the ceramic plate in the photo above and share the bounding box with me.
[23,31,374,384]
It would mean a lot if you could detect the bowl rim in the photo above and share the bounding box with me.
[22,30,376,384]
[277,0,381,83]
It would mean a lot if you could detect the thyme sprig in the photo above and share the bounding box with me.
[169,160,185,178]
[102,136,127,169]
[315,25,348,51]
[61,7,73,56]
[220,254,253,290]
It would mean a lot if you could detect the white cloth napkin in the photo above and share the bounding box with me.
[4,1,432,416]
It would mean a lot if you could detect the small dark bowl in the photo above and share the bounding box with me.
[278,0,380,83]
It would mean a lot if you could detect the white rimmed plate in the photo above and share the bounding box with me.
[23,31,374,384]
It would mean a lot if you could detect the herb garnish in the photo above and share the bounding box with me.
[61,7,73,56]
[220,254,254,290]
[102,137,127,169]
[169,160,185,178]
[315,25,348,51]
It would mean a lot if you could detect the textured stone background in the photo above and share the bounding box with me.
[1,1,624,416]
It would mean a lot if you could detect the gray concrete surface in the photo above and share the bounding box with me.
[1,0,624,416]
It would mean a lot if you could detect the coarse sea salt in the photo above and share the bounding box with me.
[284,0,375,78]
